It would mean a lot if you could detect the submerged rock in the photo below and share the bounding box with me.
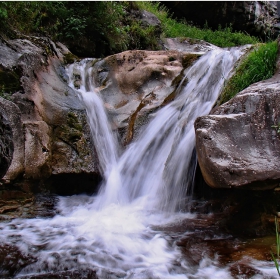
[195,45,280,190]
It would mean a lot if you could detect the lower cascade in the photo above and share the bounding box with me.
[0,47,278,278]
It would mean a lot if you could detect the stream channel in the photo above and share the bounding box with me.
[0,47,278,278]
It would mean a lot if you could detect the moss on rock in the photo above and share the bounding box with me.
[182,53,200,68]
[63,52,79,65]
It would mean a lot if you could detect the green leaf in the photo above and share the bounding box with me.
[271,251,280,277]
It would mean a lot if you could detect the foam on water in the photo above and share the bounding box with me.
[0,46,277,278]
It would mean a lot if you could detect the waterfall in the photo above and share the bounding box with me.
[66,47,245,213]
[1,46,277,279]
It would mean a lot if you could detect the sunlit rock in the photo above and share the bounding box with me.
[92,50,200,144]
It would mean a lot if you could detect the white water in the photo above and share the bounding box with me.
[0,47,278,278]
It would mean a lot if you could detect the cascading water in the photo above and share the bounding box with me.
[0,47,278,279]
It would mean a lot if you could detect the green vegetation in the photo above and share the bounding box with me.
[0,1,162,56]
[0,2,130,56]
[272,123,280,134]
[271,217,280,276]
[0,1,261,58]
[219,40,278,104]
[137,1,259,47]
[0,1,277,102]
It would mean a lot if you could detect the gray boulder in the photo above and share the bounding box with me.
[195,50,280,190]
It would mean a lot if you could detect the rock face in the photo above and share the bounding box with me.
[0,34,210,195]
[163,1,280,39]
[72,47,207,145]
[0,35,100,195]
[0,98,24,181]
[195,49,280,190]
[0,99,14,178]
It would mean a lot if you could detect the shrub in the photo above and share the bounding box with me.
[1,1,261,57]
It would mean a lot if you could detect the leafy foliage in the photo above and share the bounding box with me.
[0,2,7,21]
[1,2,130,56]
[219,40,278,104]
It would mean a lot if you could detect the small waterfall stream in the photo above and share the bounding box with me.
[0,47,278,278]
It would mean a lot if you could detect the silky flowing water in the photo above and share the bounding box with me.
[0,47,278,278]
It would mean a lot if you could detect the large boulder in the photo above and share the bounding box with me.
[0,35,100,195]
[85,49,203,145]
[195,50,280,190]
[162,1,280,39]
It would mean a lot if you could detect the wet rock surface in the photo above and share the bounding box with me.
[0,193,58,222]
[0,244,37,278]
[154,211,276,279]
[0,192,277,279]
[18,269,98,279]
[7,181,274,278]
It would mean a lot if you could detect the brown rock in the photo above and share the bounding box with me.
[94,50,200,144]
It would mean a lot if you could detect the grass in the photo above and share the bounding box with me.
[136,1,259,48]
[219,40,278,104]
[271,216,280,276]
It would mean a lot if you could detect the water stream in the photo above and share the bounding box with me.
[0,47,278,278]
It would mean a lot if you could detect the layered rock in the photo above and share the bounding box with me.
[195,50,280,190]
[163,1,280,39]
